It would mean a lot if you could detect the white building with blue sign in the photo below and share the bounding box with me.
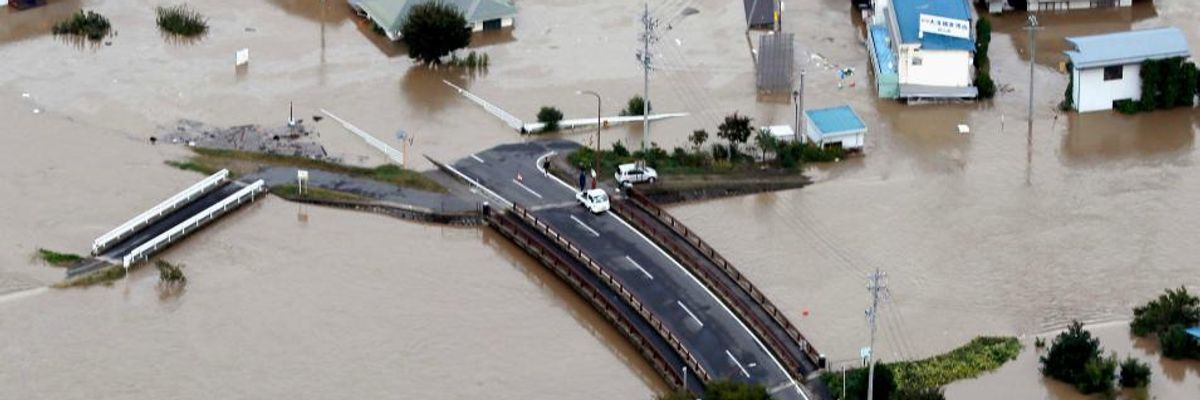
[868,0,978,99]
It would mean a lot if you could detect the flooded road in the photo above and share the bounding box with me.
[3,0,1200,398]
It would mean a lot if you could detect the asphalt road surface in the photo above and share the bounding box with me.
[452,140,809,400]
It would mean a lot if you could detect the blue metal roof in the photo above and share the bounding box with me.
[1064,27,1191,69]
[805,106,867,136]
[892,0,974,51]
[870,24,897,74]
[1187,327,1200,340]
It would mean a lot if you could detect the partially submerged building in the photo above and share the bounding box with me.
[979,0,1134,14]
[866,0,978,100]
[1064,27,1191,113]
[349,0,516,41]
[803,106,868,151]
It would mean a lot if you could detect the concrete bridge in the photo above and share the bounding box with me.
[440,141,828,399]
[69,170,265,277]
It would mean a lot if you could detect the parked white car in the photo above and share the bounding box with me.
[576,189,610,214]
[615,163,658,186]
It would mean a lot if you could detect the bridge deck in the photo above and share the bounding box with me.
[449,141,815,400]
[69,181,248,277]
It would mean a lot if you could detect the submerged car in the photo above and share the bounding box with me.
[615,163,658,186]
[576,188,610,214]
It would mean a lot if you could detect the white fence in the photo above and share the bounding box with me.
[92,169,229,254]
[320,109,405,166]
[121,180,265,268]
[442,80,525,131]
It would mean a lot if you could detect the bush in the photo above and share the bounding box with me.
[447,51,489,68]
[892,386,945,400]
[611,141,631,157]
[36,248,84,267]
[156,4,208,37]
[1118,356,1151,388]
[844,362,896,400]
[701,380,771,400]
[1114,99,1141,114]
[975,72,996,100]
[155,260,186,284]
[1041,321,1115,394]
[620,95,648,116]
[52,10,111,41]
[400,1,471,64]
[1131,287,1200,337]
[537,106,564,132]
[1160,324,1200,359]
[717,113,753,157]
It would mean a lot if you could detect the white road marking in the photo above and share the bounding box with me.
[569,215,601,237]
[677,300,704,328]
[726,349,752,378]
[512,179,543,199]
[470,154,485,163]
[768,381,799,395]
[605,211,808,400]
[625,256,654,280]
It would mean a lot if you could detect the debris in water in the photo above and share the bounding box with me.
[957,124,971,134]
[21,93,30,98]
[32,108,41,114]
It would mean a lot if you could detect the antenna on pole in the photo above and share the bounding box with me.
[866,267,887,400]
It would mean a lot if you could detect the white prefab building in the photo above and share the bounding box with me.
[1028,0,1132,12]
[876,0,978,99]
[803,106,868,151]
[1064,27,1191,113]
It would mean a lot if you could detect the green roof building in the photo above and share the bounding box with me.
[350,0,517,41]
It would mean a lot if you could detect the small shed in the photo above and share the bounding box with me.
[804,105,867,151]
[1064,27,1191,113]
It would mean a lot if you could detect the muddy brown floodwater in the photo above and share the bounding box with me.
[2,0,1200,398]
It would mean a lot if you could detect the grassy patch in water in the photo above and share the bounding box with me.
[54,264,126,288]
[270,184,369,202]
[35,248,84,267]
[52,10,111,41]
[822,336,1021,397]
[156,4,208,37]
[166,147,446,193]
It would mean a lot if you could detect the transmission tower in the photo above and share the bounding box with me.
[866,268,887,400]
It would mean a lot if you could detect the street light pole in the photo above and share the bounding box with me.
[578,90,602,188]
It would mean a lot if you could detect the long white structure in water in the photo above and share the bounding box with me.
[320,108,406,166]
[92,169,230,255]
[122,180,265,268]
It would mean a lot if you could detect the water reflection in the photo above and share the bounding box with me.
[267,0,352,25]
[989,2,1158,67]
[1061,110,1196,165]
[400,66,472,113]
[479,228,669,394]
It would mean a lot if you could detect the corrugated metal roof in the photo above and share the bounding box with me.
[1064,27,1190,69]
[892,0,974,51]
[869,24,896,74]
[805,106,867,136]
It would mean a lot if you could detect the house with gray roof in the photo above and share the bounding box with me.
[350,0,516,41]
[1064,27,1191,112]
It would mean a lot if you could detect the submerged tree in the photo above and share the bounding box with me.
[400,2,471,64]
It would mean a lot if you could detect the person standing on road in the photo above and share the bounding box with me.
[578,169,586,192]
[542,158,551,177]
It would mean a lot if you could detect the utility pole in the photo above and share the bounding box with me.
[1024,16,1040,186]
[638,1,659,153]
[866,268,887,400]
[793,69,805,143]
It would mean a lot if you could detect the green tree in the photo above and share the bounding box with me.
[620,95,649,116]
[400,2,471,64]
[717,113,753,160]
[975,72,996,100]
[974,16,991,69]
[1118,356,1151,388]
[1160,324,1200,359]
[1139,59,1160,111]
[702,380,771,400]
[1130,287,1200,337]
[1041,321,1102,389]
[655,390,694,400]
[842,362,896,400]
[1076,352,1117,394]
[755,128,778,162]
[537,106,564,132]
[689,129,709,152]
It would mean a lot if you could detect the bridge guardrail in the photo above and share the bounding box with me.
[484,208,689,391]
[621,188,824,369]
[92,169,229,254]
[121,180,265,268]
[507,203,714,385]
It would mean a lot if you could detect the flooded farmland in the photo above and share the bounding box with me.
[2,0,1200,398]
